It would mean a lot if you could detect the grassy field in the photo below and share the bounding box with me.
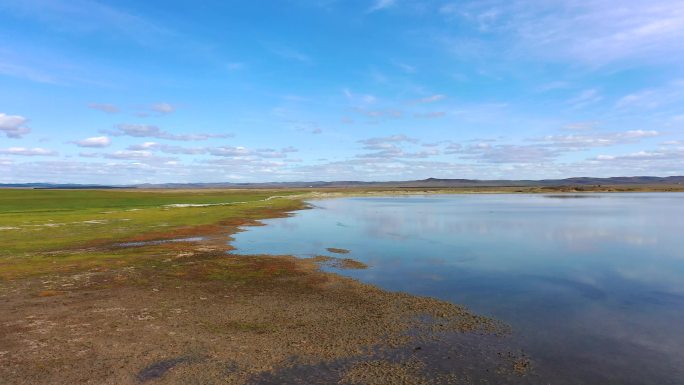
[0,189,306,278]
[3,185,681,255]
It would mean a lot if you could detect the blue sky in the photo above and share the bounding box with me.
[1,0,683,183]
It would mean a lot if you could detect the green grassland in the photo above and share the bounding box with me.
[0,189,306,279]
[2,185,682,280]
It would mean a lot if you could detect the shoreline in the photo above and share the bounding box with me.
[0,189,530,384]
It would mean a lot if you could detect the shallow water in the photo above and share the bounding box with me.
[232,193,684,384]
[116,237,204,248]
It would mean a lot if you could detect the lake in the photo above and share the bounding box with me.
[231,193,684,384]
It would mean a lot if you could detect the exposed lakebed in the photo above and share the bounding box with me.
[232,193,684,385]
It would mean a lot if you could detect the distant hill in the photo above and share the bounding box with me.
[0,183,127,189]
[135,176,684,189]
[6,176,681,190]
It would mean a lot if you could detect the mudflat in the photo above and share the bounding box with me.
[0,189,528,384]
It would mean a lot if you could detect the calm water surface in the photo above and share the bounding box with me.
[232,193,684,384]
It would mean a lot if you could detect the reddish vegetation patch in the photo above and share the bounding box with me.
[36,290,64,297]
[128,224,227,243]
[311,256,368,270]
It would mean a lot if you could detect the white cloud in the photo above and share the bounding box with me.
[74,136,111,148]
[0,113,31,138]
[104,150,153,160]
[121,141,299,160]
[538,130,660,149]
[127,141,159,150]
[593,148,684,162]
[208,146,252,157]
[451,143,558,164]
[146,143,207,155]
[109,124,230,141]
[207,146,298,159]
[102,150,176,163]
[88,103,119,113]
[151,102,176,114]
[595,155,615,161]
[621,130,660,139]
[0,147,57,156]
[356,135,436,159]
[562,122,600,131]
[359,135,419,148]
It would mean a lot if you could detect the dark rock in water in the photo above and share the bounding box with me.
[136,357,190,382]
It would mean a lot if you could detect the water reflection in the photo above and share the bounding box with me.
[232,193,684,384]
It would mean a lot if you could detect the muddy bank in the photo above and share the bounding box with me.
[0,201,532,384]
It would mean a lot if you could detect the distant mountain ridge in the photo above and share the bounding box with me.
[2,176,683,189]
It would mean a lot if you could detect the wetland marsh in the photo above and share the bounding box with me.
[0,189,514,384]
[2,189,683,384]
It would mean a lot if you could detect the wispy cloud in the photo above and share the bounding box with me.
[226,62,246,71]
[287,119,323,135]
[122,142,299,161]
[107,124,231,141]
[536,130,660,149]
[414,111,445,119]
[127,142,206,155]
[616,81,684,110]
[150,102,176,115]
[343,88,377,106]
[0,147,57,156]
[367,0,396,13]
[354,108,403,119]
[456,144,558,164]
[0,59,60,84]
[392,60,416,74]
[0,0,173,46]
[359,135,419,148]
[437,0,684,68]
[356,135,434,159]
[410,94,447,104]
[567,89,603,109]
[561,121,601,132]
[88,103,120,113]
[270,46,312,64]
[591,146,684,170]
